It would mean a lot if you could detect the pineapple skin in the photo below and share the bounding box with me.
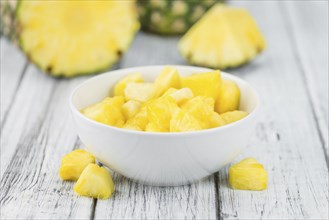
[59,149,95,181]
[137,0,225,35]
[74,164,115,199]
[229,158,268,191]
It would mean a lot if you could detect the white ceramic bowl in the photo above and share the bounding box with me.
[70,65,260,186]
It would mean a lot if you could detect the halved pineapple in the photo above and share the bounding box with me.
[181,71,221,101]
[74,164,115,199]
[179,4,265,69]
[124,82,155,102]
[114,73,143,96]
[122,100,142,120]
[215,79,240,114]
[81,96,125,127]
[220,110,248,124]
[170,109,203,132]
[229,158,268,190]
[147,96,179,132]
[59,149,95,181]
[153,66,181,97]
[16,0,139,77]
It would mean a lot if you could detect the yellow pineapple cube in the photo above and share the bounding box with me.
[209,112,227,128]
[81,96,125,127]
[216,79,241,114]
[74,164,115,199]
[145,123,167,132]
[147,97,179,131]
[113,73,143,96]
[181,70,221,101]
[124,82,155,102]
[162,88,178,96]
[220,110,248,124]
[153,66,181,97]
[59,149,95,181]
[170,109,203,132]
[229,158,268,190]
[122,100,142,120]
[168,88,194,105]
[122,123,142,131]
[124,105,149,130]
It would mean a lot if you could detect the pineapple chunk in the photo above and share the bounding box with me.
[162,88,178,96]
[147,96,179,131]
[153,66,181,97]
[170,109,203,132]
[182,96,215,128]
[229,158,268,190]
[81,96,125,127]
[220,110,248,124]
[59,149,95,181]
[216,79,241,114]
[163,88,194,105]
[124,82,155,102]
[114,73,143,96]
[181,71,221,101]
[74,164,115,199]
[122,100,142,120]
[122,123,142,131]
[145,123,166,132]
[124,105,149,130]
[179,4,265,69]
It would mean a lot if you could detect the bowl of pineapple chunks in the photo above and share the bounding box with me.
[70,65,260,186]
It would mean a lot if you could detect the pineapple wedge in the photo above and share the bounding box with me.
[179,4,265,69]
[74,164,115,199]
[59,149,95,181]
[215,79,241,114]
[229,158,268,190]
[81,96,125,127]
[114,73,143,96]
[181,71,221,101]
[170,109,203,132]
[122,100,142,120]
[124,82,155,102]
[153,66,181,97]
[220,110,248,124]
[147,97,179,132]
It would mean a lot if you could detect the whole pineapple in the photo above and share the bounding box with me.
[0,0,140,77]
[137,0,224,35]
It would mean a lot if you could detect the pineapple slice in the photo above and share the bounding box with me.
[81,96,125,127]
[147,97,179,131]
[17,1,139,77]
[114,73,143,96]
[74,164,115,199]
[179,4,265,69]
[170,109,203,132]
[215,79,241,114]
[220,110,248,124]
[59,149,95,181]
[181,71,221,101]
[124,82,155,102]
[122,100,142,120]
[153,66,181,97]
[229,158,268,190]
[124,105,149,131]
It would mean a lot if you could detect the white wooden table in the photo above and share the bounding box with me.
[1,1,328,219]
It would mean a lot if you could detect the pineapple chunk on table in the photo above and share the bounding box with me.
[59,149,95,181]
[74,164,115,199]
[229,158,268,190]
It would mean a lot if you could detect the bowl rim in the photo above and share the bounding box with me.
[69,65,260,137]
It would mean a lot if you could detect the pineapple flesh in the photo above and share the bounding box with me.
[153,66,181,97]
[179,4,265,69]
[229,158,268,190]
[74,164,115,199]
[15,0,139,77]
[59,149,95,181]
[124,82,156,103]
[220,110,248,124]
[114,73,143,97]
[215,79,240,114]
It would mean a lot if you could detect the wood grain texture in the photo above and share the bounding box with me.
[284,0,329,163]
[94,32,217,220]
[216,1,329,219]
[0,62,95,219]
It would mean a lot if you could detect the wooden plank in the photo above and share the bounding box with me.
[0,38,27,125]
[216,1,329,219]
[284,0,328,162]
[94,32,218,219]
[0,61,95,219]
